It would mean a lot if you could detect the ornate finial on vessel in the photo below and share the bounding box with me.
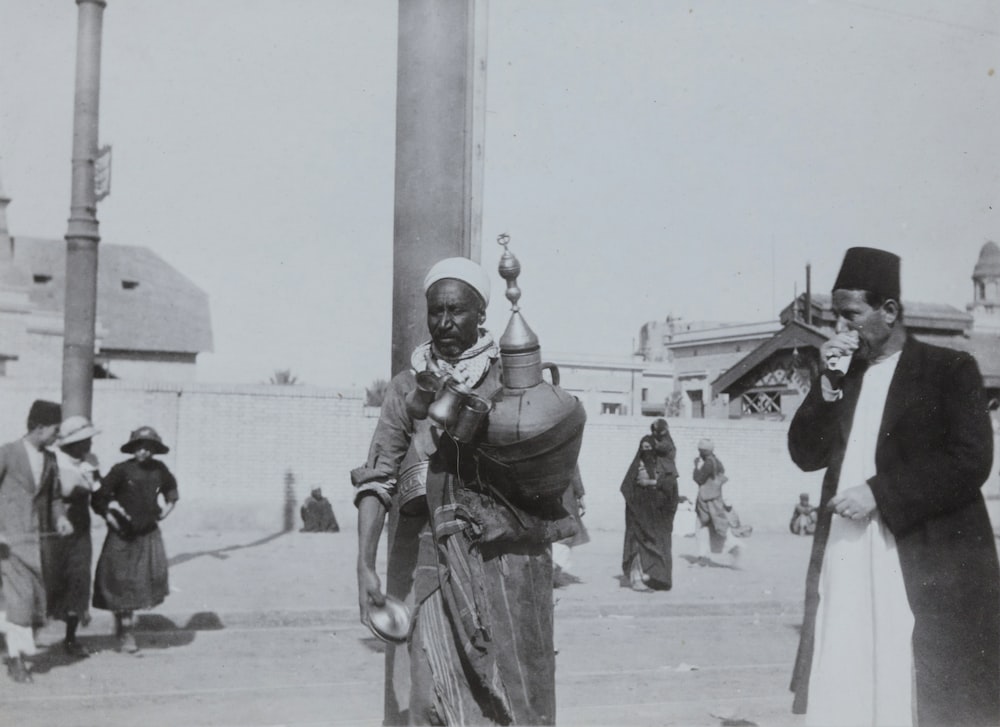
[497,233,522,313]
[496,234,541,387]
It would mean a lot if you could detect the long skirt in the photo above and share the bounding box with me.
[622,486,676,589]
[93,528,169,612]
[44,532,92,620]
[410,544,555,726]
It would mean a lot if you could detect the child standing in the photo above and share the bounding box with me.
[91,426,178,653]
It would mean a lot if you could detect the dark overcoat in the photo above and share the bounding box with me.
[788,337,1000,726]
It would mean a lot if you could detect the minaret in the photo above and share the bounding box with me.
[969,241,1000,333]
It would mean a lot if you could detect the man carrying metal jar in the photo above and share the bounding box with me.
[352,252,578,726]
[352,257,501,725]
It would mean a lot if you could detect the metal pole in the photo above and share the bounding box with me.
[390,0,488,376]
[62,0,106,418]
[805,263,812,325]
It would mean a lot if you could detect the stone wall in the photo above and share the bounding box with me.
[1,379,996,535]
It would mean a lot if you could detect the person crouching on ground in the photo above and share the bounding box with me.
[300,487,339,532]
[91,426,178,653]
[47,416,103,657]
[789,493,817,536]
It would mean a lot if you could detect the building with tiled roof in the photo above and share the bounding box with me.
[637,316,783,417]
[712,244,1000,419]
[1,183,213,382]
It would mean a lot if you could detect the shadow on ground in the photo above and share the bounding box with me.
[168,531,287,566]
[30,611,222,674]
[360,635,387,654]
[680,554,738,569]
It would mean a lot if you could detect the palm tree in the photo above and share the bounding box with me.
[269,369,299,385]
[365,378,390,407]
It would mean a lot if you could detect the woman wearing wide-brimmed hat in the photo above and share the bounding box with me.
[91,426,179,653]
[46,415,102,657]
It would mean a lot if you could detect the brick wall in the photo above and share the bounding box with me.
[2,380,996,535]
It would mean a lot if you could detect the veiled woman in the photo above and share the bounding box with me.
[620,418,679,591]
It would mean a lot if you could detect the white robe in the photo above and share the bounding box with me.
[807,351,915,727]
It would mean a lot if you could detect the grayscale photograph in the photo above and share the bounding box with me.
[0,1,997,725]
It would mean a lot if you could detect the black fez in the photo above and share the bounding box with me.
[832,247,901,301]
[27,400,62,429]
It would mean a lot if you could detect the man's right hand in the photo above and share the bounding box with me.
[358,565,386,627]
[820,331,859,370]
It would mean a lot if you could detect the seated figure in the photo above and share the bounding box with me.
[300,488,339,533]
[789,492,817,535]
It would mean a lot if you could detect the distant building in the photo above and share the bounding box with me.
[713,242,1000,419]
[969,240,1000,334]
[0,185,213,382]
[547,352,673,417]
[637,316,782,418]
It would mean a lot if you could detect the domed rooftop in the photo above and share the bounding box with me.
[974,241,1000,279]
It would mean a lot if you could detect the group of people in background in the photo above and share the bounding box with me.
[0,400,178,683]
[5,247,977,725]
[619,420,750,593]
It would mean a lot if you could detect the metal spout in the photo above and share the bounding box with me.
[497,234,542,388]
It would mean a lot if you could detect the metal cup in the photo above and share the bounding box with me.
[450,393,492,442]
[405,371,443,420]
[428,379,470,430]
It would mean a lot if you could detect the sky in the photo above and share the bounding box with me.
[1,0,997,388]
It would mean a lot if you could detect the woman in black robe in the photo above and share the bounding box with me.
[620,418,679,591]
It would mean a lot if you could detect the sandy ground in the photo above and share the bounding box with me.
[0,522,813,727]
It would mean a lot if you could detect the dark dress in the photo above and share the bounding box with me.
[92,458,178,612]
[43,458,96,620]
[620,433,679,590]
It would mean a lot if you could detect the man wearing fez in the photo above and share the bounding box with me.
[788,247,1000,726]
[353,257,563,725]
[0,400,65,683]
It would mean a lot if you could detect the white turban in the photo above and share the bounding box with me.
[423,257,491,306]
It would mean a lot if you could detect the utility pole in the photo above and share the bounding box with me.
[62,0,107,418]
[390,0,489,376]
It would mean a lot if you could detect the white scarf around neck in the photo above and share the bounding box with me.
[410,329,499,389]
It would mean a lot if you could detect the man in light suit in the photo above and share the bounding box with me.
[788,248,1000,726]
[0,400,64,683]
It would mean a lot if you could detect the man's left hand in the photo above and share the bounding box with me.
[577,496,586,517]
[829,484,877,520]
